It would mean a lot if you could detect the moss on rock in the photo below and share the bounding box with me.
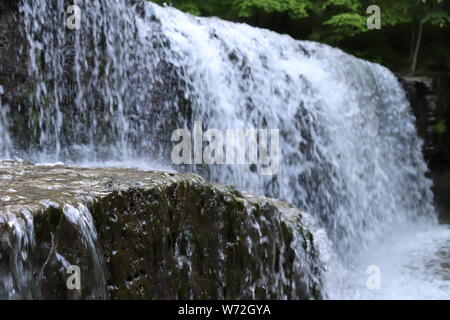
[0,163,322,299]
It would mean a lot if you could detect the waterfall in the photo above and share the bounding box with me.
[0,0,447,299]
[0,197,107,299]
[0,85,12,158]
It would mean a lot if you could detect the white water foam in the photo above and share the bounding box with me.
[0,0,447,299]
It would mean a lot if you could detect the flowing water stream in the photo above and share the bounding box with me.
[0,0,449,299]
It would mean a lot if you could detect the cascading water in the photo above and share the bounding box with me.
[0,0,449,299]
[0,162,108,300]
[0,85,12,158]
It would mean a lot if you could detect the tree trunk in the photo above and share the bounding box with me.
[411,21,424,75]
[410,27,416,61]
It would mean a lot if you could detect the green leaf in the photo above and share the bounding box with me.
[434,120,447,134]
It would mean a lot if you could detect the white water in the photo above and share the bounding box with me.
[0,199,107,299]
[0,0,448,299]
[63,203,107,299]
[0,210,36,299]
[333,223,450,299]
[0,85,12,158]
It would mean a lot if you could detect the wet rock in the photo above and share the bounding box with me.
[398,74,450,163]
[0,0,27,97]
[398,75,437,158]
[431,168,450,224]
[398,74,450,223]
[0,162,322,299]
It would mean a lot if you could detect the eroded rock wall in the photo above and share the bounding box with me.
[0,0,26,98]
[399,74,450,223]
[0,163,322,299]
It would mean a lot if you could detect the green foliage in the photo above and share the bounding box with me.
[232,0,313,19]
[176,3,201,15]
[324,12,367,32]
[423,10,450,27]
[153,0,231,17]
[320,0,362,11]
[434,119,447,134]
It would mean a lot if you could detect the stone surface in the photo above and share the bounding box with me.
[0,161,322,299]
[431,168,450,224]
[0,0,26,98]
[398,74,450,223]
[398,74,450,164]
[398,75,437,159]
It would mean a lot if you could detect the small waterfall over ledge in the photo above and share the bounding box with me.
[0,0,447,299]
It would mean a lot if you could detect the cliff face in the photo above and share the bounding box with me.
[0,161,323,299]
[0,0,26,97]
[398,76,437,159]
[398,74,450,223]
[399,74,450,163]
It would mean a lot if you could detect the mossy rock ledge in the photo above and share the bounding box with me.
[0,160,323,299]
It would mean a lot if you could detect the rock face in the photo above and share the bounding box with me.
[0,0,26,97]
[398,76,438,159]
[0,161,322,299]
[398,74,450,163]
[431,168,450,224]
[398,74,450,223]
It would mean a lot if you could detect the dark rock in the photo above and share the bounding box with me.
[0,0,27,97]
[431,168,450,224]
[398,74,450,223]
[0,163,322,299]
[398,74,450,163]
[397,75,437,159]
